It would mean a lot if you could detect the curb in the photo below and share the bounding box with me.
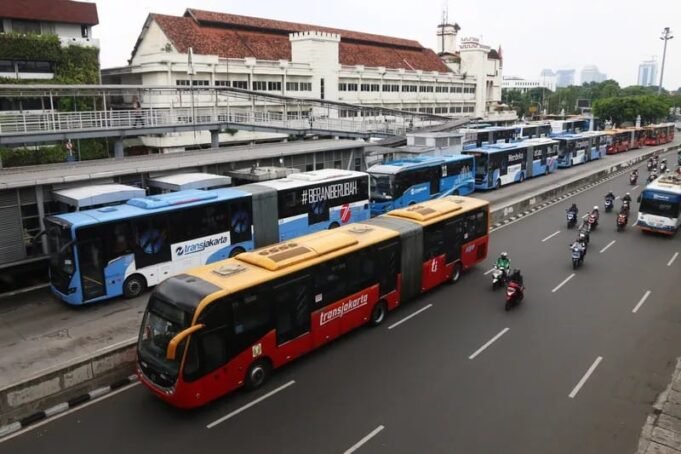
[0,374,138,439]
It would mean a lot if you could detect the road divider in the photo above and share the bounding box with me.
[469,328,509,360]
[569,356,603,399]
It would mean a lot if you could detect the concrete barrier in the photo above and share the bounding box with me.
[0,144,678,428]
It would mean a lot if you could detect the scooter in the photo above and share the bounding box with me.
[571,244,584,269]
[616,212,628,232]
[505,282,524,311]
[588,213,599,230]
[566,210,577,228]
[630,174,638,185]
[622,199,631,214]
[491,266,508,290]
[604,197,614,213]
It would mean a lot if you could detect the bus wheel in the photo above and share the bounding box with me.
[369,301,388,326]
[449,263,462,284]
[245,359,271,390]
[519,173,525,183]
[229,247,245,258]
[329,222,340,229]
[495,179,501,190]
[123,275,146,299]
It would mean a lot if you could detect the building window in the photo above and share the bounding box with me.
[81,25,89,38]
[347,83,358,91]
[12,20,41,34]
[354,157,361,171]
[370,84,380,92]
[338,83,347,92]
[453,86,463,93]
[287,81,299,91]
[382,84,390,92]
[299,82,312,91]
[333,160,342,169]
[360,83,370,92]
[315,162,324,170]
[320,78,325,100]
[232,80,248,89]
[306,164,314,171]
[253,81,267,91]
[16,61,53,73]
[0,60,14,73]
[268,81,282,91]
[176,79,190,86]
[191,80,209,86]
[436,86,449,93]
[215,80,230,87]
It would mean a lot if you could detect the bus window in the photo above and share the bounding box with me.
[314,258,349,305]
[229,199,253,243]
[445,219,465,262]
[376,241,400,293]
[132,216,170,268]
[423,224,446,260]
[464,208,488,242]
[273,275,311,345]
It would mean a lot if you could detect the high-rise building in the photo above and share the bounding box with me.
[637,58,658,87]
[555,69,576,87]
[580,65,607,84]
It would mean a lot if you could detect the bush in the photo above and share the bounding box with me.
[0,139,110,168]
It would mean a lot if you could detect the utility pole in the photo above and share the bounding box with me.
[658,27,674,94]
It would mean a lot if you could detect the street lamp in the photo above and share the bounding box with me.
[658,27,674,94]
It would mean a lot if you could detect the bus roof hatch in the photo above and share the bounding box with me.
[388,198,462,222]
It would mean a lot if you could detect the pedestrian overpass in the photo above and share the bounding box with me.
[0,84,455,153]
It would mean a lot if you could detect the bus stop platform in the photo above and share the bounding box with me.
[0,140,679,427]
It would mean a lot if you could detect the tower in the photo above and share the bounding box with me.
[436,8,460,54]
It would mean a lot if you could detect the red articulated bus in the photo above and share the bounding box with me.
[644,123,675,146]
[137,196,490,408]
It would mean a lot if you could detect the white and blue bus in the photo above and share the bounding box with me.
[368,155,475,216]
[636,175,681,235]
[515,123,552,140]
[463,138,559,190]
[554,132,602,168]
[461,126,519,150]
[45,169,369,305]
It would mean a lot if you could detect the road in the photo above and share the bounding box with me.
[2,162,681,454]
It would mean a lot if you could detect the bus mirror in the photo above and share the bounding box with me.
[166,324,204,360]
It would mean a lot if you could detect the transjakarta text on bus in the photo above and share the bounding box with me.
[46,170,369,305]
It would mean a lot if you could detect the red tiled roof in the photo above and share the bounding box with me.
[0,0,98,25]
[148,11,450,73]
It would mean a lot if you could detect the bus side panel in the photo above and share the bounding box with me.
[461,235,489,269]
[104,254,135,298]
[421,254,447,292]
[243,185,279,248]
[366,217,423,303]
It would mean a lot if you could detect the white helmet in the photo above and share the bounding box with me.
[594,205,598,210]
[501,252,508,258]
[626,192,630,196]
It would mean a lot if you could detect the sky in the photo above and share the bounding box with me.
[94,0,681,90]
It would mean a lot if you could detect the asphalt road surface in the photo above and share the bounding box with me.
[2,163,680,454]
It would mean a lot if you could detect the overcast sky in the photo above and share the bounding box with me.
[94,0,681,90]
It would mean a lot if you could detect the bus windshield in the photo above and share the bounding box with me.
[370,174,394,201]
[640,196,680,218]
[474,154,488,176]
[46,219,75,294]
[138,296,191,383]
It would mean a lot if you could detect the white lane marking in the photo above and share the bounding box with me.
[582,214,588,219]
[599,240,616,254]
[207,380,296,429]
[552,273,575,293]
[569,356,603,398]
[484,268,495,275]
[632,290,652,314]
[668,252,679,267]
[632,185,640,191]
[344,425,385,454]
[469,328,510,360]
[542,230,561,242]
[388,304,433,330]
[0,382,140,443]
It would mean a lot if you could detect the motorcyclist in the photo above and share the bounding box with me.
[578,232,589,256]
[622,192,632,203]
[605,191,615,201]
[507,269,524,301]
[632,169,639,178]
[571,240,586,260]
[580,217,591,233]
[591,205,600,221]
[495,252,511,277]
[617,208,629,225]
[567,203,578,215]
[649,170,658,182]
[647,158,654,171]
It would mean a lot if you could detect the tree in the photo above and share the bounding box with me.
[593,95,671,126]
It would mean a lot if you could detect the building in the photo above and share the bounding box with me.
[638,58,658,87]
[580,65,607,84]
[555,69,576,88]
[102,8,512,152]
[502,75,555,93]
[0,0,99,82]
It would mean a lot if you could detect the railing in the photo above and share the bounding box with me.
[0,106,417,137]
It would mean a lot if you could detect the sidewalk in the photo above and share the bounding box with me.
[637,359,681,454]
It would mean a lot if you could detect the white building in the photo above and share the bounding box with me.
[0,0,99,80]
[580,65,607,84]
[638,58,658,87]
[102,9,513,152]
[502,75,556,93]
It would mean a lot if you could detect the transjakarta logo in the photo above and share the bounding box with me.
[411,186,428,195]
[302,181,358,205]
[172,232,230,259]
[319,293,369,325]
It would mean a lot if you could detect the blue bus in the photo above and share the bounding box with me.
[368,155,475,216]
[636,175,681,235]
[45,169,369,305]
[461,126,519,150]
[554,132,602,168]
[463,138,559,190]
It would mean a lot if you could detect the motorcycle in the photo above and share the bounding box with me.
[566,210,577,228]
[571,244,584,269]
[491,266,508,290]
[588,213,599,230]
[505,282,524,311]
[660,163,668,173]
[622,199,631,213]
[604,197,614,212]
[647,161,654,171]
[647,173,657,183]
[630,174,638,185]
[616,212,627,232]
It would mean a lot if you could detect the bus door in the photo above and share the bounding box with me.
[273,274,313,359]
[75,227,107,301]
[445,218,464,263]
[430,167,441,196]
[421,223,448,292]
